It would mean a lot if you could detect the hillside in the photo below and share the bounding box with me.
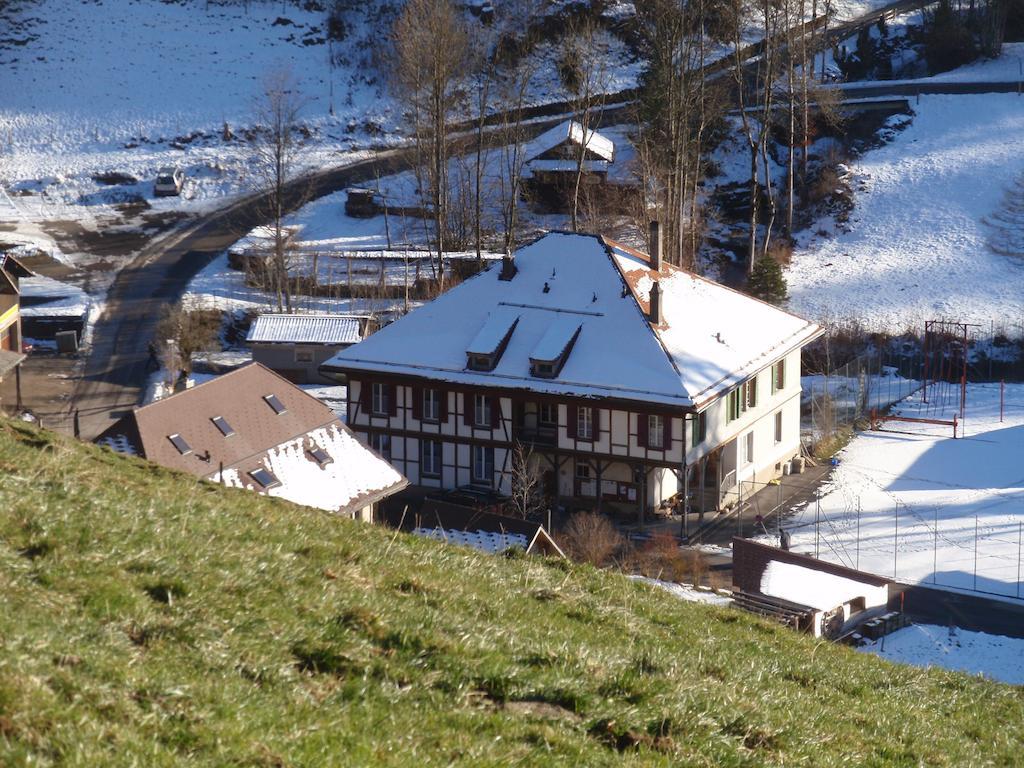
[0,418,1022,766]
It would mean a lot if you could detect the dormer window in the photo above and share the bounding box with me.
[529,318,582,379]
[466,311,519,372]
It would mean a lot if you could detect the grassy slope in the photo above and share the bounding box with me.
[0,419,1021,767]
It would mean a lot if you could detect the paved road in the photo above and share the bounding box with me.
[70,149,410,441]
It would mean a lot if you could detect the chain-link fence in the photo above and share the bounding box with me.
[802,348,924,454]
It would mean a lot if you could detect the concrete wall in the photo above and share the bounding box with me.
[252,343,346,384]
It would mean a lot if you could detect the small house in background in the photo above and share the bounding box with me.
[226,225,299,273]
[96,362,407,521]
[247,313,374,384]
[18,274,90,346]
[0,253,30,408]
[344,187,384,218]
[521,120,615,210]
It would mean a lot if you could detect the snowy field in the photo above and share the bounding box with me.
[789,93,1024,332]
[774,382,1024,600]
[860,623,1024,686]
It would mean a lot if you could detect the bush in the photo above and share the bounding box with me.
[559,512,625,567]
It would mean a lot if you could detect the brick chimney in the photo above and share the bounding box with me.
[649,220,662,272]
[498,249,517,281]
[649,280,663,325]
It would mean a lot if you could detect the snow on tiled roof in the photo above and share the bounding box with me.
[466,308,519,356]
[323,232,821,409]
[247,314,362,345]
[219,422,405,514]
[531,315,581,362]
[413,527,530,555]
[609,242,824,404]
[523,120,615,163]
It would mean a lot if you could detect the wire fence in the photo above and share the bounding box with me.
[803,348,924,452]
[780,491,1024,603]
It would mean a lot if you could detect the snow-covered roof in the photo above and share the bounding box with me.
[17,275,90,319]
[247,314,362,345]
[323,232,822,409]
[523,120,615,164]
[760,561,886,612]
[522,159,610,177]
[413,527,530,554]
[466,309,519,356]
[221,423,405,514]
[95,363,406,515]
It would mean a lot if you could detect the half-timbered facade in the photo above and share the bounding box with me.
[322,228,822,518]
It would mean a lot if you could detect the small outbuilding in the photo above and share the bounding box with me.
[521,120,615,210]
[247,313,373,384]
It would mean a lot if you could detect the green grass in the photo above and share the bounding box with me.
[0,418,1022,766]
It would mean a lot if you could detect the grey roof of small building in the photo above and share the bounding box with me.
[0,350,25,378]
[247,314,362,346]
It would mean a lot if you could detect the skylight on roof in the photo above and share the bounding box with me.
[263,394,287,414]
[307,446,332,468]
[211,416,235,437]
[249,468,281,489]
[168,433,191,455]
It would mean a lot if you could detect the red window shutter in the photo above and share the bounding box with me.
[386,384,397,417]
[359,380,372,414]
[439,390,449,422]
[464,393,474,427]
[411,386,423,420]
[637,413,648,448]
[663,416,672,450]
[593,408,602,437]
[490,398,501,428]
[567,405,578,439]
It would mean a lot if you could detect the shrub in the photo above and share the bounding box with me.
[559,512,625,567]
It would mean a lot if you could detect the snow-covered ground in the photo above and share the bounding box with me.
[630,575,734,606]
[771,382,1024,601]
[860,623,1024,686]
[789,93,1024,333]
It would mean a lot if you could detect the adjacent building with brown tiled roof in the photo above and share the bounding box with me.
[96,362,407,520]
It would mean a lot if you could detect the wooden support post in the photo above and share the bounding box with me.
[698,455,707,522]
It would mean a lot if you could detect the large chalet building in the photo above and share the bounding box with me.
[321,228,822,518]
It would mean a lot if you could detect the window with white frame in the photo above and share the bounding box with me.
[472,445,494,485]
[744,377,758,410]
[370,432,391,461]
[649,414,665,448]
[575,462,591,479]
[538,403,557,426]
[423,389,441,422]
[774,411,783,444]
[421,439,442,477]
[577,406,594,440]
[744,431,754,464]
[474,394,491,427]
[371,383,389,416]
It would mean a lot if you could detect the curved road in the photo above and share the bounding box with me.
[71,148,410,441]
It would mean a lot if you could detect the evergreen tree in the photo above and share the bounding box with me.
[747,256,788,305]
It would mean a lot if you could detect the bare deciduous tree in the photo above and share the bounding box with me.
[507,441,545,519]
[251,69,307,312]
[559,511,625,567]
[558,19,611,232]
[391,0,472,291]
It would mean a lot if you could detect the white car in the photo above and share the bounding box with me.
[154,166,185,197]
